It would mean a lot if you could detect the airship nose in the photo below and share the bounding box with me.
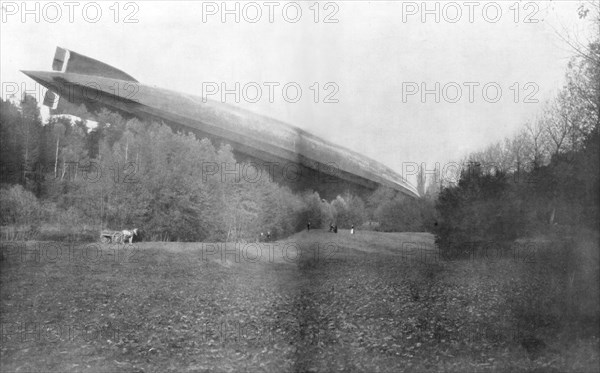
[21,70,40,78]
[21,70,50,85]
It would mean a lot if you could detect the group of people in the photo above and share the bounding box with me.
[328,223,338,233]
[305,221,355,235]
[257,221,355,242]
[259,231,272,241]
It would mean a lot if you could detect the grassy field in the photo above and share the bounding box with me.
[1,230,598,372]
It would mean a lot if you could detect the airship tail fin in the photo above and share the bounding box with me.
[41,47,138,110]
[52,47,138,82]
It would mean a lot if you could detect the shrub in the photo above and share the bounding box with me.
[0,184,41,226]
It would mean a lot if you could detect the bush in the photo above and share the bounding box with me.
[366,186,436,232]
[331,193,366,228]
[0,184,41,226]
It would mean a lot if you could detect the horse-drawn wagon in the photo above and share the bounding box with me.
[100,230,124,244]
[100,228,138,243]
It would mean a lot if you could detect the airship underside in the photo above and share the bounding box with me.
[22,47,419,199]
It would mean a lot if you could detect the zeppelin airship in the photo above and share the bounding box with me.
[22,47,419,199]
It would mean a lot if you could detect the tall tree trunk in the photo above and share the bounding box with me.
[61,157,66,181]
[22,111,28,184]
[100,185,104,232]
[54,136,59,178]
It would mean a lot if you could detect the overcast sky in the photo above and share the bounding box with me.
[1,1,596,181]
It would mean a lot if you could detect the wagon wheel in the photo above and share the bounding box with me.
[101,236,110,244]
[114,233,124,244]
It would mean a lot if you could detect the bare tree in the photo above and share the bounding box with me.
[543,96,572,156]
[504,129,531,174]
[525,117,549,167]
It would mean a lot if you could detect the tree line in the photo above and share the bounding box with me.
[433,6,599,254]
[3,98,427,241]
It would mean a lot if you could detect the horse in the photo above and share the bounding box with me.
[121,228,138,244]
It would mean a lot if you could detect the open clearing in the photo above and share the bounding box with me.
[1,230,598,372]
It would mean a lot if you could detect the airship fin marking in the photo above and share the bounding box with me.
[43,91,59,110]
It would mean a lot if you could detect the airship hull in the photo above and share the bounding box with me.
[22,48,419,199]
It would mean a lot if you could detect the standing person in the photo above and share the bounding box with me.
[307,221,311,231]
[329,222,334,232]
[334,225,338,233]
[351,224,355,235]
[267,231,271,241]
